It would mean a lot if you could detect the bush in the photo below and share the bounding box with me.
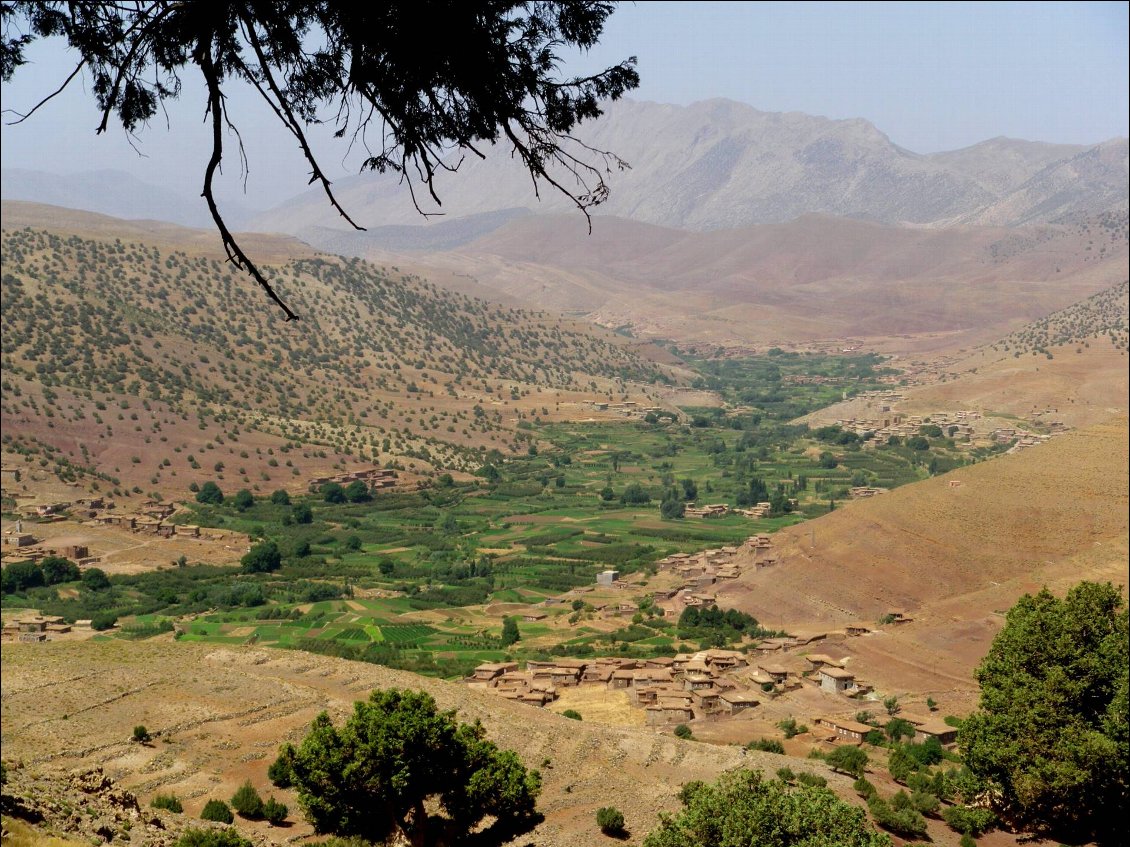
[321,482,346,503]
[646,769,889,847]
[826,745,868,778]
[82,567,111,591]
[175,829,251,847]
[867,796,927,838]
[596,806,626,836]
[941,804,997,836]
[853,777,876,799]
[200,799,234,824]
[778,717,804,738]
[263,796,288,825]
[776,767,795,782]
[796,772,827,788]
[151,793,183,813]
[196,481,224,505]
[132,725,151,743]
[241,540,281,574]
[959,835,977,847]
[230,780,264,818]
[91,611,118,631]
[561,709,582,721]
[267,752,292,787]
[745,738,784,754]
[673,724,692,739]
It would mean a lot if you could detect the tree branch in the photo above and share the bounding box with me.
[2,58,83,124]
[198,40,298,321]
[237,13,366,232]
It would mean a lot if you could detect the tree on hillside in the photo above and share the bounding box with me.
[39,555,80,585]
[1,2,638,319]
[241,540,282,573]
[344,480,372,503]
[826,745,868,778]
[960,581,1128,844]
[196,481,224,505]
[272,688,540,846]
[501,615,521,646]
[643,769,891,847]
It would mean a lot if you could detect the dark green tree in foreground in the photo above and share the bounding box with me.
[273,688,540,847]
[643,769,891,847]
[960,581,1128,844]
[0,2,638,319]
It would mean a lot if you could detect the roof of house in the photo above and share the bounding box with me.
[913,719,959,736]
[819,667,856,679]
[804,653,844,666]
[719,691,760,704]
[819,717,875,735]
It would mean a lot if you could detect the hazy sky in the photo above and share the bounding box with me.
[1,1,1126,209]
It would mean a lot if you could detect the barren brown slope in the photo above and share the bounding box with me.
[356,210,1129,346]
[717,417,1129,705]
[1,640,846,847]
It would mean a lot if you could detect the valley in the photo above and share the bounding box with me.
[2,105,1127,847]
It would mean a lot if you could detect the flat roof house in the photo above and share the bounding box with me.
[819,667,856,693]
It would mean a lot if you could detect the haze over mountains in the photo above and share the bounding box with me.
[0,168,259,230]
[248,98,1127,242]
[5,99,1125,248]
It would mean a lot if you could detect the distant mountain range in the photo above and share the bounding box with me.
[4,101,1124,245]
[0,168,259,229]
[248,98,1127,241]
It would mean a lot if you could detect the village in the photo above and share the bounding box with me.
[828,394,1065,454]
[464,531,946,754]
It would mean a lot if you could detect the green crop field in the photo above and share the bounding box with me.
[3,351,991,678]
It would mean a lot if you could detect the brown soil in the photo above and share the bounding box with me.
[0,639,1024,847]
[717,416,1129,713]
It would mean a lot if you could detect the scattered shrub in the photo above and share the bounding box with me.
[132,725,151,743]
[673,724,693,739]
[746,738,784,754]
[200,799,234,824]
[175,828,251,847]
[796,772,827,788]
[150,793,183,813]
[596,806,626,836]
[263,795,288,825]
[852,777,876,799]
[230,780,264,818]
[561,709,582,721]
[941,804,997,836]
[267,751,292,787]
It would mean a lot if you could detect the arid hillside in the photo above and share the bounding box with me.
[317,209,1129,349]
[716,416,1129,710]
[0,640,795,846]
[1,639,1031,847]
[0,202,675,500]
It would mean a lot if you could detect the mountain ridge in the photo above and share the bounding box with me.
[248,98,1126,236]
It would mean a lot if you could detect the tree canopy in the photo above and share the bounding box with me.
[959,581,1128,844]
[274,687,540,846]
[0,1,638,319]
[643,769,891,847]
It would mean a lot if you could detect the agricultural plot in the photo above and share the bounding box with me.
[4,351,972,678]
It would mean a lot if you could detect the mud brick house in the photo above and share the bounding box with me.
[819,667,857,693]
